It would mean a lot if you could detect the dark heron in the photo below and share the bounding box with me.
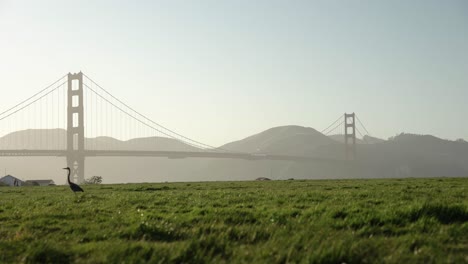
[63,167,84,193]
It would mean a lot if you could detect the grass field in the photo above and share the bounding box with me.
[0,178,467,263]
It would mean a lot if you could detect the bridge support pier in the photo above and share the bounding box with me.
[67,72,85,183]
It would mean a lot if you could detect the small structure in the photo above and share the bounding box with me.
[0,175,24,186]
[256,177,271,181]
[25,180,55,186]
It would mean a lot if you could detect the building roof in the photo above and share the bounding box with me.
[0,175,22,181]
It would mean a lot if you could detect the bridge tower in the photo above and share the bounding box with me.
[344,113,356,160]
[67,72,85,183]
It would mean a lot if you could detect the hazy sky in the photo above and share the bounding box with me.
[0,0,467,146]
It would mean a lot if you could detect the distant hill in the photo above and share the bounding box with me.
[222,125,336,156]
[204,126,345,181]
[328,134,385,144]
[363,135,386,144]
[0,129,467,183]
[328,134,364,144]
[0,129,199,151]
[355,133,468,177]
[213,130,468,180]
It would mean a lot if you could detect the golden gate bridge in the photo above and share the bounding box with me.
[0,72,370,183]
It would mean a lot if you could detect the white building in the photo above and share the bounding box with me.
[0,175,23,186]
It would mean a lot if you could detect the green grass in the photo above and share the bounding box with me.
[0,178,467,263]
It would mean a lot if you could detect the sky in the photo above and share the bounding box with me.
[0,0,467,146]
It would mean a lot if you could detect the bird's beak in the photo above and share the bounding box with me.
[62,168,68,170]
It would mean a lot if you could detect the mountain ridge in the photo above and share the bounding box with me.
[0,126,467,183]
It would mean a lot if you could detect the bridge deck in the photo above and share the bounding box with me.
[0,149,341,163]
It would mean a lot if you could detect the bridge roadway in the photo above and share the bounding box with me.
[0,149,340,163]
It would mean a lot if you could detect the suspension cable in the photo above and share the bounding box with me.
[355,127,368,143]
[355,115,371,136]
[0,74,67,118]
[83,74,231,152]
[320,114,343,134]
[0,80,67,122]
[83,83,220,151]
[324,120,344,136]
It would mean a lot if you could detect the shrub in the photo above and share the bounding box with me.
[85,176,103,184]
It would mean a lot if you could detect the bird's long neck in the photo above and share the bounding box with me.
[67,169,72,184]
